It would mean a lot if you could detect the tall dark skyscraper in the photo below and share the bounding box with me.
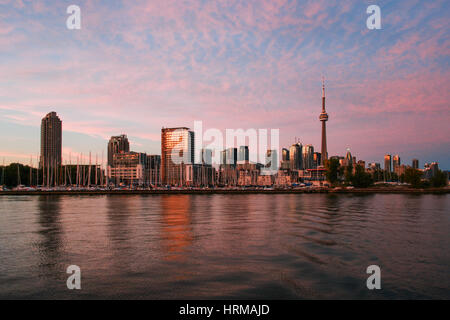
[289,143,302,170]
[40,111,62,169]
[108,134,130,166]
[319,79,329,165]
[412,159,419,169]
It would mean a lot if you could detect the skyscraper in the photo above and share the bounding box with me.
[302,144,314,169]
[319,78,329,165]
[282,148,290,162]
[412,159,419,169]
[384,154,392,172]
[201,148,213,165]
[281,148,290,169]
[161,127,194,185]
[345,149,353,166]
[238,146,249,162]
[108,134,130,166]
[393,155,401,173]
[40,111,62,169]
[313,152,321,168]
[289,143,302,170]
[265,149,278,171]
[225,148,238,166]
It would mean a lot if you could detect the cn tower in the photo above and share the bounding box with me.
[319,78,328,165]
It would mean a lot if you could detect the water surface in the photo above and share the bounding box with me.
[0,194,449,299]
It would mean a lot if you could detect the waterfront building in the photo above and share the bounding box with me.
[40,111,62,168]
[274,169,292,186]
[226,148,238,166]
[289,143,303,170]
[238,146,249,162]
[302,145,314,170]
[147,155,161,186]
[107,135,130,166]
[161,127,194,185]
[423,162,439,179]
[257,175,274,186]
[221,150,226,166]
[265,149,278,173]
[319,79,329,165]
[108,152,147,186]
[185,164,215,187]
[384,154,392,181]
[201,148,213,165]
[393,155,401,174]
[281,148,290,170]
[237,162,259,186]
[384,155,392,172]
[313,152,321,168]
[40,112,62,186]
[344,149,353,167]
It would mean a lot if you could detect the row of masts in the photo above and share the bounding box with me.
[0,152,110,188]
[41,151,109,188]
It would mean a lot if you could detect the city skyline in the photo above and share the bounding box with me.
[0,1,449,169]
[0,103,445,171]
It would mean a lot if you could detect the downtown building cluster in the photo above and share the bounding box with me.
[8,80,444,189]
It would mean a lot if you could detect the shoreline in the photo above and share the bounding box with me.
[0,187,449,196]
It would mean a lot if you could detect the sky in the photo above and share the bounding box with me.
[0,0,449,169]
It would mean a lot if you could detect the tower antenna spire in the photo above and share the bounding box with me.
[319,78,329,165]
[322,76,325,98]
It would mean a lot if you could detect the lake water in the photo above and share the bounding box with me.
[0,194,449,299]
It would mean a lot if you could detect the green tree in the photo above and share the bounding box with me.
[325,158,339,184]
[404,167,422,188]
[430,170,447,188]
[1,163,39,187]
[351,165,374,188]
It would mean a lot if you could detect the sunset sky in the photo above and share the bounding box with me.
[0,0,449,168]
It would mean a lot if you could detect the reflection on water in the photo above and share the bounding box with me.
[36,196,64,282]
[161,195,192,262]
[0,194,449,299]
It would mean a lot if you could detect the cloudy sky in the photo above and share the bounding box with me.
[0,0,449,168]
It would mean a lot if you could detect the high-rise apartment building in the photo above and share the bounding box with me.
[108,135,130,166]
[282,148,290,162]
[40,111,62,169]
[384,154,392,172]
[302,144,314,170]
[281,148,290,169]
[265,149,278,172]
[161,127,194,185]
[289,143,302,170]
[201,148,213,165]
[313,152,321,168]
[226,148,237,166]
[393,155,401,173]
[238,146,249,162]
